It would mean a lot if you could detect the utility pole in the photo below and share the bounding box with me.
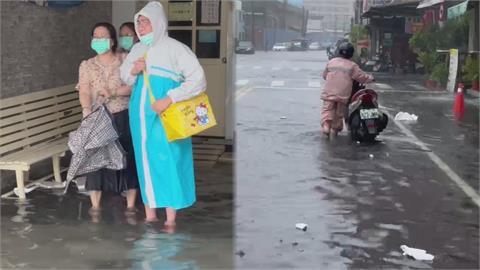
[251,0,255,46]
[302,8,309,38]
[264,9,267,51]
[334,14,337,40]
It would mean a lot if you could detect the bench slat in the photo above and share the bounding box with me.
[0,113,81,146]
[0,122,79,155]
[192,144,225,150]
[1,99,80,127]
[0,138,68,168]
[193,154,220,161]
[192,148,224,155]
[0,106,81,135]
[0,92,78,118]
[0,85,76,109]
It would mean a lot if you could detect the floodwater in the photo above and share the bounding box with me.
[1,164,233,269]
[235,51,479,269]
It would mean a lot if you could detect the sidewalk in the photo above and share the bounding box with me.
[371,72,479,191]
[369,73,430,92]
[369,72,480,105]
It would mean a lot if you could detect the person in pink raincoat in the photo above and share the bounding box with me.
[321,42,374,136]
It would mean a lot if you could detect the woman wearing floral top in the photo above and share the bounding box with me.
[77,22,139,218]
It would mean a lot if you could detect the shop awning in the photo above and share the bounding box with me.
[447,0,469,20]
[362,1,421,18]
[417,0,444,9]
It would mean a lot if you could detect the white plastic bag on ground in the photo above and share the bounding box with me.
[295,223,308,231]
[394,112,418,121]
[400,245,434,261]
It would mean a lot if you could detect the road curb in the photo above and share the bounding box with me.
[467,89,480,98]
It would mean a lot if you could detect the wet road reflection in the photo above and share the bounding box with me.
[236,51,478,269]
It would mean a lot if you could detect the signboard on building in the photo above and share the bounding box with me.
[383,32,393,47]
[422,10,436,27]
[447,49,459,92]
[168,2,193,22]
[363,0,370,13]
[22,0,84,8]
[277,0,304,8]
[438,3,446,21]
[357,39,370,48]
[372,0,394,6]
[405,16,423,34]
[200,0,220,25]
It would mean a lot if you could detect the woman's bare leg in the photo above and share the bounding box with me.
[165,208,176,226]
[126,189,137,210]
[89,191,102,210]
[144,205,158,222]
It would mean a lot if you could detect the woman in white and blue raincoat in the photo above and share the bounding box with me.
[120,2,206,225]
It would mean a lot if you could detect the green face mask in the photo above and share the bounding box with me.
[119,36,134,51]
[91,38,111,54]
[140,32,154,46]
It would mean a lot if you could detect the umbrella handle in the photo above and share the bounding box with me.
[95,95,110,106]
[90,96,110,112]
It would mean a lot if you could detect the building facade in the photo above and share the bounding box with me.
[303,0,355,42]
[240,0,307,50]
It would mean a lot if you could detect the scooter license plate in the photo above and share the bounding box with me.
[360,109,380,119]
[365,119,377,134]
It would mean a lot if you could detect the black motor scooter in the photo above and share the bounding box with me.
[345,81,388,142]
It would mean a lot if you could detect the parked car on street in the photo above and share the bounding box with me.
[308,42,321,50]
[290,38,309,51]
[235,41,255,54]
[272,42,292,51]
[320,41,331,49]
[327,38,349,59]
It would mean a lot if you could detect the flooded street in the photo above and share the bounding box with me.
[1,164,233,269]
[235,51,479,269]
[1,0,479,269]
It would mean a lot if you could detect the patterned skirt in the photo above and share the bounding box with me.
[85,109,139,193]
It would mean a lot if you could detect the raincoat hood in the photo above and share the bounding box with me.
[135,1,168,46]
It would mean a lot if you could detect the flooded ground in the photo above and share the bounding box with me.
[235,51,479,269]
[1,163,233,269]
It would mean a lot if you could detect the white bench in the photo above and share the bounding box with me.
[0,85,81,199]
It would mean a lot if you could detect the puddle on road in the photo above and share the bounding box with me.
[288,127,478,268]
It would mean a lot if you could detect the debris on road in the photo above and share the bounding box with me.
[235,250,246,257]
[400,245,434,261]
[295,223,308,231]
[37,181,67,189]
[13,186,38,197]
[394,112,418,121]
[280,116,287,120]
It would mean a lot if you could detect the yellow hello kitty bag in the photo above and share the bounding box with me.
[143,70,217,142]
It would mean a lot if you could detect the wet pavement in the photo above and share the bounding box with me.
[235,51,479,269]
[1,163,233,269]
